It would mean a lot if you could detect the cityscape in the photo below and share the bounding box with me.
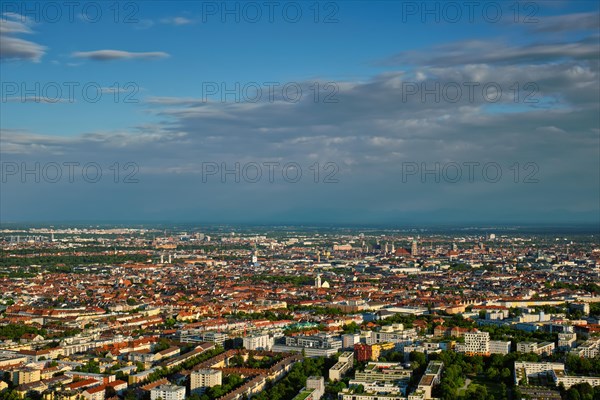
[0,225,598,400]
[1,1,599,400]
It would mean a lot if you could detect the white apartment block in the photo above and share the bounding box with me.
[150,384,186,400]
[515,359,600,389]
[368,324,418,345]
[461,331,490,355]
[489,340,511,355]
[342,334,360,349]
[338,390,405,400]
[514,361,565,385]
[329,352,354,381]
[551,370,600,390]
[558,333,577,350]
[190,369,222,393]
[306,376,325,399]
[273,334,342,357]
[346,381,404,395]
[517,341,555,355]
[486,310,509,320]
[415,361,443,400]
[242,334,274,351]
[570,337,599,358]
[353,362,412,383]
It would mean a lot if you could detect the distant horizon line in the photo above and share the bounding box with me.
[1,220,599,231]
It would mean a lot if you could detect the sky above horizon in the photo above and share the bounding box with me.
[1,1,599,225]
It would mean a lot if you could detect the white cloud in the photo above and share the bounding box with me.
[160,16,193,25]
[71,50,170,61]
[0,13,45,62]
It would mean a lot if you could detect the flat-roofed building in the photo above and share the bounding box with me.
[190,369,222,393]
[514,361,565,385]
[354,362,412,383]
[457,331,489,356]
[242,334,274,351]
[150,384,185,400]
[368,324,417,345]
[0,354,28,367]
[12,368,41,385]
[517,341,555,356]
[329,352,354,381]
[338,389,405,400]
[551,369,600,390]
[570,337,599,358]
[415,361,443,400]
[342,334,360,349]
[558,333,577,350]
[306,376,325,399]
[489,340,511,355]
[273,334,342,357]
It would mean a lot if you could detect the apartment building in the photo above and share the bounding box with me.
[368,324,418,345]
[517,341,555,355]
[515,360,600,389]
[12,368,41,385]
[82,385,106,400]
[181,331,228,346]
[338,389,405,400]
[242,334,274,351]
[342,334,360,349]
[150,384,186,400]
[353,362,412,383]
[354,342,395,362]
[415,361,443,400]
[190,369,222,393]
[558,333,577,350]
[570,337,599,358]
[489,340,511,355]
[551,369,600,390]
[514,361,565,385]
[456,331,490,356]
[272,334,342,357]
[329,352,354,381]
[306,376,325,399]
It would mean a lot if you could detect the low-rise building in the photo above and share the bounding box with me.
[558,333,577,350]
[570,337,599,358]
[551,369,600,390]
[516,341,555,356]
[352,361,412,392]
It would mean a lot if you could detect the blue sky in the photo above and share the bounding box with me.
[1,1,599,225]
